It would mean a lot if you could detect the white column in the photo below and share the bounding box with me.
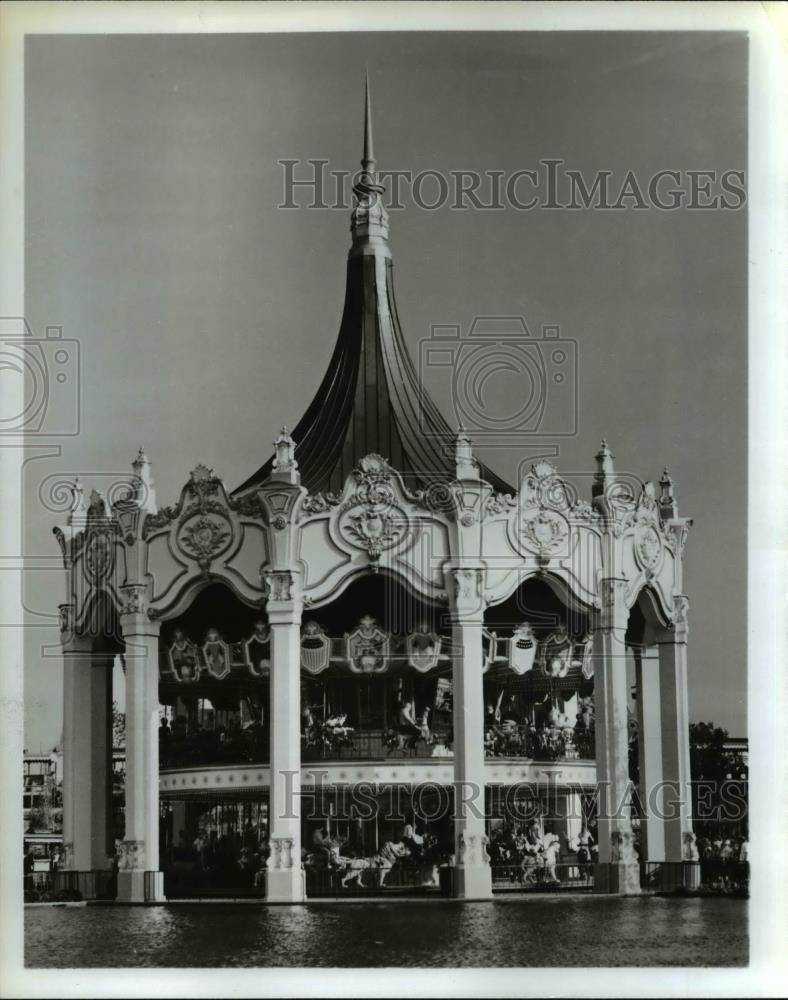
[265,571,304,903]
[634,646,666,863]
[61,633,113,872]
[657,597,694,863]
[593,579,640,894]
[450,567,492,900]
[116,609,164,902]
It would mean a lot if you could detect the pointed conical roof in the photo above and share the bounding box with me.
[234,82,512,497]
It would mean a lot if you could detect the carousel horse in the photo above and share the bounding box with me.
[330,840,412,889]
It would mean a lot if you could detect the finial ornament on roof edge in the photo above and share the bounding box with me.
[271,426,300,485]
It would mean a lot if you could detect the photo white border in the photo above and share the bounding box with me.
[0,2,784,997]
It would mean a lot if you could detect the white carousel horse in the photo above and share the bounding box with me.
[332,840,411,889]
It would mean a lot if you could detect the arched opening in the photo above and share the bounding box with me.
[299,573,451,761]
[482,576,594,763]
[158,583,269,771]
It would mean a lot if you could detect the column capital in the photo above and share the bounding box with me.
[656,594,689,644]
[593,576,628,633]
[264,569,303,624]
[119,610,161,639]
[446,565,486,623]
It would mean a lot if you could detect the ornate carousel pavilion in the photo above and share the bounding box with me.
[54,88,694,904]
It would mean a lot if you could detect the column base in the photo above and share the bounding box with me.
[453,863,493,900]
[117,870,166,903]
[593,862,641,895]
[651,861,701,893]
[265,867,306,903]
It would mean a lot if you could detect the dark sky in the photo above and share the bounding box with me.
[23,32,747,749]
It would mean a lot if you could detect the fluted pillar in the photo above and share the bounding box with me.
[116,600,164,903]
[593,578,640,894]
[265,570,305,903]
[634,645,666,863]
[61,627,113,872]
[449,566,492,900]
[656,596,694,864]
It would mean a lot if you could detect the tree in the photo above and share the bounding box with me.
[689,722,744,784]
[689,721,748,838]
[112,701,125,748]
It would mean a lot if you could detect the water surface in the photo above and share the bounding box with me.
[25,896,747,968]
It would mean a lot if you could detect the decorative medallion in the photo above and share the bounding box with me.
[168,629,201,682]
[635,523,663,576]
[202,628,231,680]
[244,621,270,677]
[177,513,232,573]
[518,508,570,561]
[300,620,331,675]
[342,504,403,566]
[407,624,441,673]
[508,622,537,675]
[84,529,115,586]
[346,615,389,674]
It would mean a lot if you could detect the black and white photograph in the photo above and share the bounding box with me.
[0,2,784,996]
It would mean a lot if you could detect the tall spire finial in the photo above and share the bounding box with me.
[351,69,389,253]
[363,68,374,169]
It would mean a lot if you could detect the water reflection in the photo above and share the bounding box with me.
[26,898,747,968]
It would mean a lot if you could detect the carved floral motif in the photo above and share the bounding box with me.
[117,839,145,871]
[301,492,341,515]
[518,508,570,561]
[58,603,74,636]
[267,837,296,870]
[120,583,147,616]
[610,830,638,865]
[265,571,293,602]
[177,513,232,573]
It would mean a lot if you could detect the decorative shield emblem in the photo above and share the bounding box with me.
[300,621,331,676]
[407,625,441,673]
[202,628,231,680]
[518,508,570,559]
[508,623,537,675]
[540,626,572,678]
[433,677,453,714]
[573,635,594,679]
[244,621,270,677]
[482,629,498,673]
[168,630,200,683]
[346,615,389,674]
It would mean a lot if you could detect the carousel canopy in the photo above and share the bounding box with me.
[233,79,512,498]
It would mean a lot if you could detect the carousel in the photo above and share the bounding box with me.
[53,84,695,903]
